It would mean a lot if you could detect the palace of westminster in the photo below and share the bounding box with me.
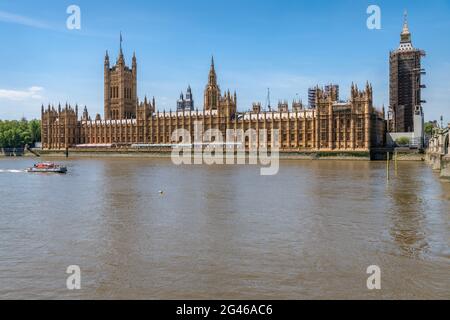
[41,16,425,152]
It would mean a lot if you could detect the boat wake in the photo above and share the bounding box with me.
[0,169,25,173]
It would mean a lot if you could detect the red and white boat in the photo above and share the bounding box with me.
[26,162,67,174]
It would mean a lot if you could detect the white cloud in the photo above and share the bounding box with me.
[0,86,44,101]
[0,10,49,29]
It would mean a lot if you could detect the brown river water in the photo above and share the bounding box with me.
[0,158,449,299]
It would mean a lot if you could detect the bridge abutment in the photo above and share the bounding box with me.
[426,125,450,178]
[441,156,450,179]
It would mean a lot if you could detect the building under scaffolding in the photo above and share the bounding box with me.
[389,12,426,133]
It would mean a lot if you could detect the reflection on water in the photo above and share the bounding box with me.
[0,158,449,299]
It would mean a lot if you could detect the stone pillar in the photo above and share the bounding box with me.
[156,112,160,144]
[64,111,68,148]
[328,104,333,150]
[336,113,340,150]
[350,114,355,150]
[364,113,371,150]
[295,112,299,148]
[344,115,348,150]
[315,110,319,150]
[303,115,307,148]
[285,112,290,149]
[163,112,167,144]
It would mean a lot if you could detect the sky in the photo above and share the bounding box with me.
[0,0,449,123]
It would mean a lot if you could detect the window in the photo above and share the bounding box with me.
[357,119,363,130]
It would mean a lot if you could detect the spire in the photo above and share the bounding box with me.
[400,10,412,44]
[208,56,217,86]
[119,32,123,56]
[132,51,137,70]
[403,10,409,33]
[116,32,125,65]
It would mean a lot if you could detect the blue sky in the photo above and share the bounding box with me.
[0,0,449,123]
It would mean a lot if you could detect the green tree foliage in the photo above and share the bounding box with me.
[29,119,41,144]
[0,119,41,148]
[424,122,435,136]
[395,136,411,146]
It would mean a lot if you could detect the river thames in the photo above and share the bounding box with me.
[0,158,449,299]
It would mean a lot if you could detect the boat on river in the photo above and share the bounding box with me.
[26,162,67,174]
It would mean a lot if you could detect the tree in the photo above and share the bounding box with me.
[424,122,435,136]
[29,119,41,144]
[0,119,41,148]
[396,137,411,146]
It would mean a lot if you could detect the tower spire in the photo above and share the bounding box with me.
[400,10,411,44]
[205,56,220,111]
[105,50,110,67]
[208,56,217,86]
[119,32,123,56]
[403,10,408,28]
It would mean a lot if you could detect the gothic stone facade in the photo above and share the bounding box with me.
[41,49,386,152]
